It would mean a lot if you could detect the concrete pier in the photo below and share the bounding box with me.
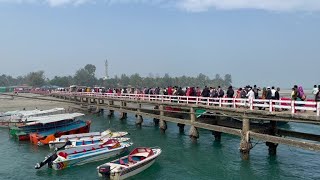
[19,92,320,159]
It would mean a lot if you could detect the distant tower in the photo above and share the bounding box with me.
[104,59,109,80]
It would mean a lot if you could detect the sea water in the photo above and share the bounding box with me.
[0,113,319,180]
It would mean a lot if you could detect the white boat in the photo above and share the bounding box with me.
[97,147,162,180]
[0,108,65,127]
[64,137,131,149]
[48,130,129,149]
[35,139,133,170]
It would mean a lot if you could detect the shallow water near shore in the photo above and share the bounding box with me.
[0,112,320,180]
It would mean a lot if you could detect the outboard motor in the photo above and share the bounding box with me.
[35,141,71,169]
[35,152,57,169]
[99,165,111,179]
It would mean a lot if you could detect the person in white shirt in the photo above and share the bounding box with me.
[246,87,255,100]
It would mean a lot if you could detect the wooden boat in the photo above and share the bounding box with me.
[49,130,129,149]
[97,147,162,180]
[35,139,133,170]
[9,113,85,141]
[29,120,91,146]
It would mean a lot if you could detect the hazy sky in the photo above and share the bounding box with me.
[0,0,320,88]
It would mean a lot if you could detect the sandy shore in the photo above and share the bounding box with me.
[0,93,74,112]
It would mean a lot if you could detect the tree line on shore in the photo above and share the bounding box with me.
[0,64,232,88]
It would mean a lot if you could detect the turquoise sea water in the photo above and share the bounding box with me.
[0,112,320,180]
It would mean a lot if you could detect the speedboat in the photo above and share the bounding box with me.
[97,147,161,180]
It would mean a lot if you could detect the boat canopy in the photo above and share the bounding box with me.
[25,113,85,125]
[2,108,65,117]
[19,108,65,117]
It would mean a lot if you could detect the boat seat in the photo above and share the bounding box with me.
[58,152,68,158]
[128,156,136,163]
[119,159,125,165]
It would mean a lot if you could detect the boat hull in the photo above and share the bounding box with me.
[30,121,91,145]
[48,131,128,149]
[111,159,156,180]
[52,146,128,170]
[97,148,161,180]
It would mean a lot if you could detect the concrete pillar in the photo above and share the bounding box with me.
[266,121,278,156]
[120,112,128,120]
[153,105,160,126]
[108,110,114,117]
[160,119,167,133]
[136,104,143,126]
[189,126,199,142]
[239,116,252,160]
[190,107,196,123]
[212,131,222,141]
[177,123,185,133]
[153,118,160,126]
[119,101,127,120]
[189,107,198,141]
[159,105,167,133]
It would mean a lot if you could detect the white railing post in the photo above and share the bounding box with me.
[207,97,210,106]
[269,100,273,112]
[186,96,189,104]
[250,98,253,110]
[233,98,236,108]
[219,98,222,107]
[317,102,320,116]
[196,97,199,105]
[291,100,295,114]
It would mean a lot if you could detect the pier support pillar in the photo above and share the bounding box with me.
[120,113,127,120]
[108,110,114,117]
[153,118,160,126]
[177,123,185,133]
[136,115,143,127]
[136,104,143,126]
[212,131,222,141]
[119,101,127,120]
[159,105,167,133]
[266,142,278,156]
[189,126,199,142]
[240,116,252,160]
[160,120,167,133]
[153,105,160,126]
[266,121,278,156]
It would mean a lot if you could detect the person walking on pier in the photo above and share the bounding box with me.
[313,85,319,99]
[314,85,320,112]
[253,85,259,99]
[227,86,234,107]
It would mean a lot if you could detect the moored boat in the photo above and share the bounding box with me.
[35,139,133,170]
[97,147,162,180]
[9,113,85,141]
[49,130,129,149]
[0,108,65,127]
[64,137,131,149]
[30,120,91,146]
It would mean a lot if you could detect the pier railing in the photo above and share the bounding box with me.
[47,91,320,116]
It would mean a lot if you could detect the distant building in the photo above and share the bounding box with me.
[103,59,109,80]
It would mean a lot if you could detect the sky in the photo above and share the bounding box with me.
[0,0,320,88]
